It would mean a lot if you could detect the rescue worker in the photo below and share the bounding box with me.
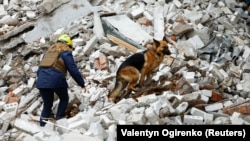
[36,34,86,126]
[247,0,250,15]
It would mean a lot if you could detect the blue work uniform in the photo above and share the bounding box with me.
[36,51,85,126]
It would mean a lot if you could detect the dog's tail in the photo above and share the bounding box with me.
[108,77,127,103]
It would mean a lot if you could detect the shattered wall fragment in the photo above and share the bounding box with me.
[0,0,250,140]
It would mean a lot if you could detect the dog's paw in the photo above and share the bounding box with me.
[134,84,141,88]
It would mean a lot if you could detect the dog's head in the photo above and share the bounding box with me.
[152,38,171,55]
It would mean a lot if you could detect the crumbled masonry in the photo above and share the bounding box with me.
[0,0,250,140]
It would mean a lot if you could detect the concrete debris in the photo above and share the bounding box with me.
[0,0,250,140]
[102,15,146,52]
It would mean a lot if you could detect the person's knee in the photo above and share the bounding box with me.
[247,0,250,5]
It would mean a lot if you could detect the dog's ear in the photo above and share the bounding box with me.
[153,39,160,47]
[162,36,167,42]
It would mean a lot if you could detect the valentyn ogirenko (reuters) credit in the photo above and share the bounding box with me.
[117,125,249,140]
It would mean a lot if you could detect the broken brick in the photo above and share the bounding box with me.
[170,35,177,41]
[222,102,250,115]
[3,92,20,104]
[137,17,152,26]
[94,55,109,70]
[209,91,222,102]
[175,17,185,24]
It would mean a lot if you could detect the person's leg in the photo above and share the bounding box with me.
[247,0,250,5]
[54,88,69,120]
[39,88,54,126]
[246,0,250,15]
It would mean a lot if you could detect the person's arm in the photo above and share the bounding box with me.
[60,52,85,88]
[37,67,41,75]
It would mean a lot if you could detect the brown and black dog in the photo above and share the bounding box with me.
[108,38,171,103]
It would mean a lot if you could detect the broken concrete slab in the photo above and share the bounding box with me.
[38,0,71,14]
[13,118,41,135]
[172,22,194,36]
[0,23,34,41]
[102,17,146,52]
[101,14,153,46]
[23,0,92,43]
[153,4,165,41]
[1,0,250,140]
[1,35,24,53]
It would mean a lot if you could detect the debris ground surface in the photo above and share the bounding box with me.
[0,0,250,140]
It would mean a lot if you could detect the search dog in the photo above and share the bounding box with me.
[108,38,171,103]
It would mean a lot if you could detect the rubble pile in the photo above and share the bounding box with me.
[0,0,250,140]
